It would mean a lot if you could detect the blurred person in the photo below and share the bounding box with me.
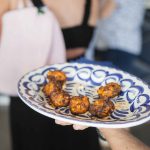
[0,0,105,150]
[0,0,117,150]
[32,0,100,61]
[0,1,66,150]
[32,0,115,61]
[94,0,145,74]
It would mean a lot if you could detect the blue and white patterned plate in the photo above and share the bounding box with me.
[18,63,150,128]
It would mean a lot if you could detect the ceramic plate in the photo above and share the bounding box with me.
[18,63,150,128]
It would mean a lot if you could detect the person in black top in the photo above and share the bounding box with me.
[32,0,98,60]
[9,0,101,150]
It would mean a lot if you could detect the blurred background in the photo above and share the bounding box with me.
[0,0,150,150]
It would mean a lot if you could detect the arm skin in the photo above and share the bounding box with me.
[99,0,116,19]
[100,128,150,150]
[0,0,27,39]
[0,0,9,38]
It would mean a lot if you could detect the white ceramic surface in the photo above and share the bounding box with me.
[18,63,150,128]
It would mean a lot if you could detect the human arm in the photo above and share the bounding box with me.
[0,0,9,37]
[0,0,9,17]
[99,0,116,19]
[98,128,150,150]
[0,0,28,38]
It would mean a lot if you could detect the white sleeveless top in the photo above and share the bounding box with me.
[0,6,66,96]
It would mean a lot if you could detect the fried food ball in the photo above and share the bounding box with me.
[50,90,70,107]
[97,82,121,98]
[89,99,115,118]
[69,96,90,114]
[42,79,61,97]
[47,70,67,85]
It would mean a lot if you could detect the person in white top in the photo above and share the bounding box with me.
[0,1,66,150]
[94,0,145,73]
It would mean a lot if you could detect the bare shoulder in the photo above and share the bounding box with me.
[42,0,85,28]
[42,0,99,27]
[0,0,9,16]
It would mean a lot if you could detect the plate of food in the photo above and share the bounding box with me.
[18,63,150,128]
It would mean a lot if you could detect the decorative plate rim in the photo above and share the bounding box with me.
[17,62,150,128]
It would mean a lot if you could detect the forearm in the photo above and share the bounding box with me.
[99,0,116,19]
[0,0,8,40]
[100,128,150,150]
[0,17,2,39]
[0,11,4,40]
[0,0,9,15]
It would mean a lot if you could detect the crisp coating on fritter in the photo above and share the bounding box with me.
[43,71,118,118]
[47,70,67,85]
[69,96,90,114]
[42,80,61,97]
[89,99,115,118]
[97,82,121,98]
[50,90,70,107]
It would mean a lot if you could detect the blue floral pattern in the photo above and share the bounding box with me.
[18,63,150,128]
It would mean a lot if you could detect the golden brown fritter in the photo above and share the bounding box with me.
[43,70,118,119]
[69,96,90,114]
[89,99,115,118]
[42,80,61,97]
[47,70,67,85]
[97,82,121,98]
[50,90,70,107]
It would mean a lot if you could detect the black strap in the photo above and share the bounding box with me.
[82,0,91,25]
[32,0,91,24]
[31,0,44,7]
